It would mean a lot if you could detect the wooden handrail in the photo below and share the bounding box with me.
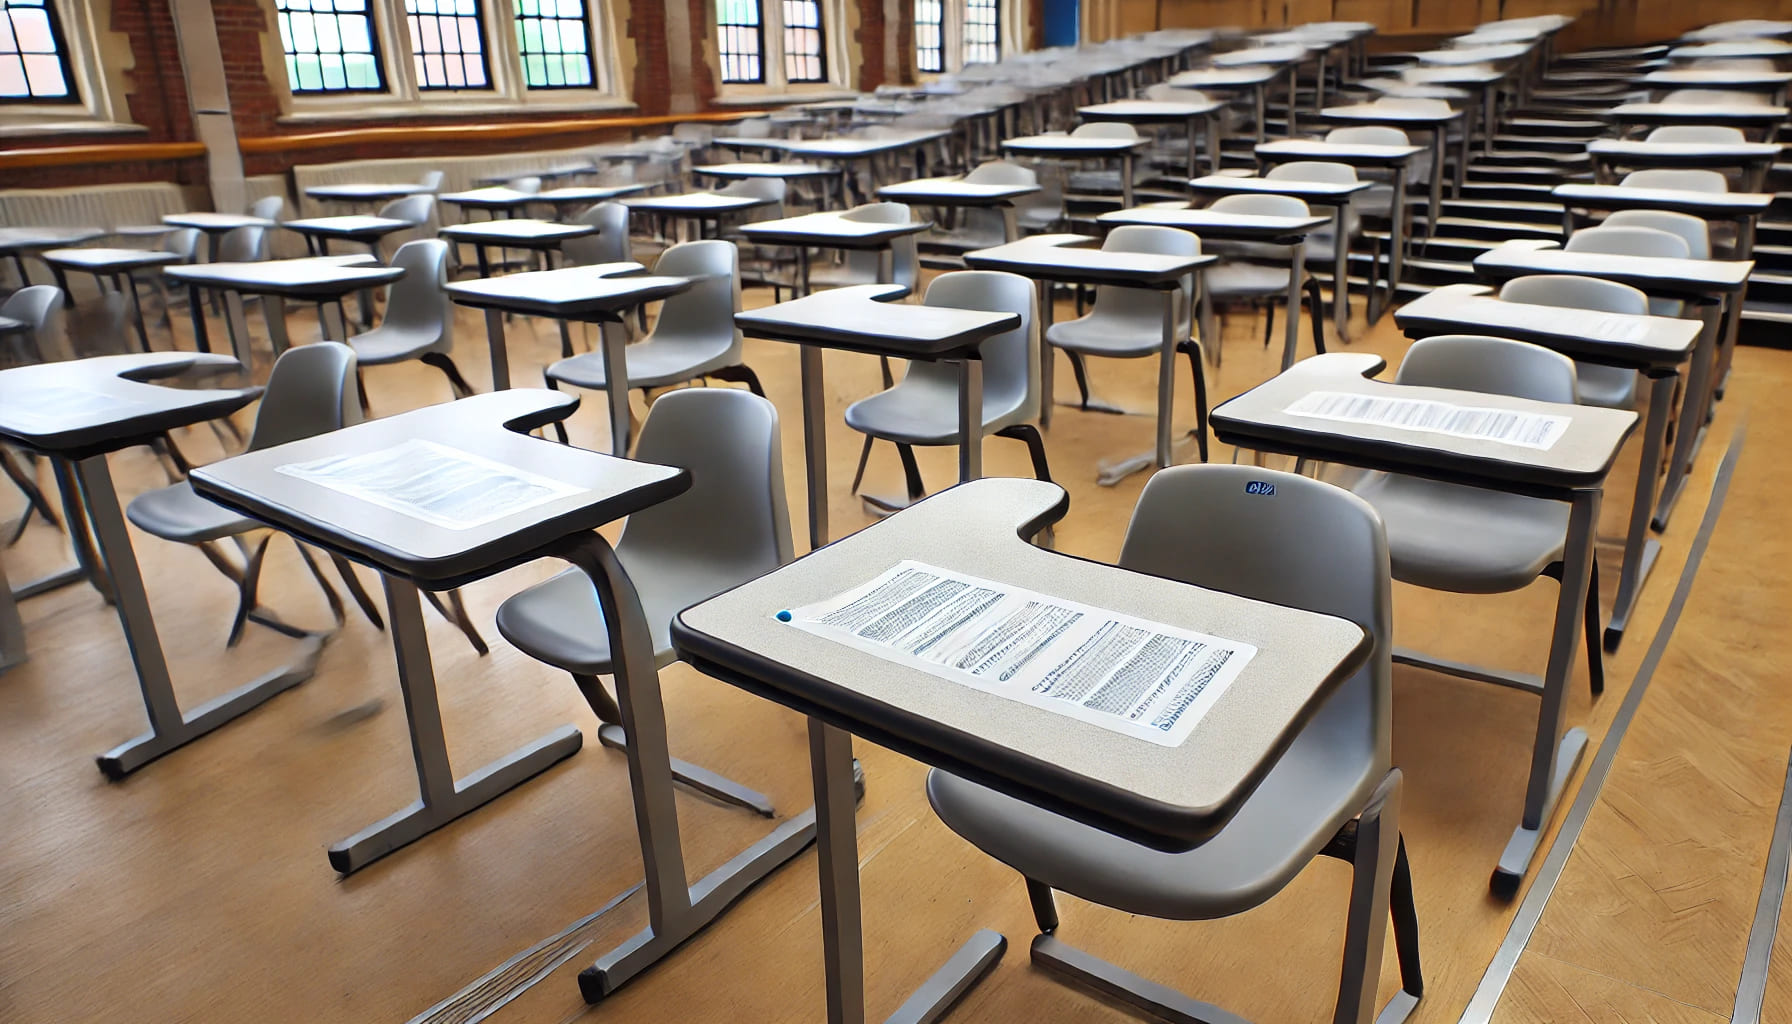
[0,140,206,170]
[238,108,774,155]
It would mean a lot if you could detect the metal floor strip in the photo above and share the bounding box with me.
[1732,749,1792,1024]
[1457,423,1747,1024]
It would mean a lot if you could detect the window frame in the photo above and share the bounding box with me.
[404,0,493,92]
[714,0,767,86]
[712,0,848,98]
[276,0,388,95]
[0,0,82,104]
[915,0,1016,77]
[0,0,135,135]
[512,0,600,91]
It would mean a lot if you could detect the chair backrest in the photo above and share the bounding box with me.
[1119,464,1392,770]
[841,202,919,293]
[1394,334,1578,403]
[0,285,65,361]
[417,170,445,192]
[1370,96,1456,115]
[1663,88,1772,106]
[246,341,361,451]
[564,202,632,266]
[161,227,200,261]
[1210,192,1312,218]
[1646,124,1747,144]
[1619,168,1729,193]
[964,160,1037,186]
[646,239,741,358]
[249,195,285,222]
[718,176,788,203]
[1090,224,1200,331]
[913,269,1037,425]
[378,194,436,225]
[1599,210,1710,259]
[1325,125,1411,147]
[1500,273,1650,316]
[511,176,543,194]
[736,117,774,138]
[1267,161,1361,236]
[619,387,794,588]
[1070,121,1140,141]
[219,225,269,262]
[377,239,454,350]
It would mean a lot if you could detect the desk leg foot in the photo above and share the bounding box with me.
[1491,726,1588,899]
[97,634,325,780]
[327,723,583,873]
[1602,538,1661,654]
[886,929,1007,1024]
[596,722,775,817]
[14,563,87,600]
[578,808,821,1001]
[1651,473,1685,534]
[1032,933,1252,1024]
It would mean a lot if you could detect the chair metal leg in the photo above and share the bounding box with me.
[1178,339,1211,463]
[896,444,927,501]
[421,587,489,655]
[1335,770,1412,1024]
[355,369,372,417]
[1305,277,1328,356]
[1066,350,1095,409]
[1262,301,1275,349]
[329,553,385,630]
[420,352,474,398]
[708,362,767,398]
[226,534,273,648]
[1026,877,1059,933]
[995,424,1053,483]
[1583,556,1603,697]
[2,448,59,544]
[543,372,571,445]
[292,541,347,627]
[849,435,875,495]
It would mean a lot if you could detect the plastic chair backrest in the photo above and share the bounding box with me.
[1395,334,1578,403]
[1647,124,1747,143]
[912,269,1037,424]
[1325,125,1412,146]
[1575,217,1704,259]
[378,239,453,347]
[0,285,65,360]
[246,341,361,451]
[219,225,268,262]
[1210,192,1312,218]
[564,202,632,266]
[417,170,445,192]
[249,195,285,222]
[378,194,436,225]
[1619,169,1729,193]
[1071,121,1140,140]
[1119,464,1391,769]
[511,176,543,194]
[736,117,774,138]
[647,239,741,359]
[1267,160,1359,185]
[1663,88,1772,106]
[619,388,794,582]
[161,227,200,261]
[841,202,919,293]
[1500,274,1650,316]
[964,160,1037,186]
[1371,96,1456,115]
[1143,83,1200,101]
[718,177,787,203]
[1088,224,1199,332]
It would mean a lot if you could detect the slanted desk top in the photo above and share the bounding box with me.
[1411,43,1532,65]
[1077,99,1227,121]
[445,263,683,320]
[1586,138,1784,167]
[1605,101,1791,127]
[1098,205,1330,240]
[1551,183,1774,218]
[280,215,414,241]
[672,477,1371,851]
[780,132,950,158]
[1186,174,1372,204]
[436,219,597,245]
[1318,103,1466,126]
[735,283,1016,356]
[1002,133,1150,156]
[0,226,107,252]
[1254,139,1425,166]
[1640,69,1792,91]
[305,183,433,202]
[876,177,1041,205]
[693,162,837,180]
[1473,239,1754,299]
[0,352,258,459]
[1211,44,1312,67]
[1395,284,1701,372]
[1669,41,1792,61]
[192,389,687,589]
[437,187,539,209]
[532,184,648,205]
[621,191,775,215]
[964,234,1216,287]
[39,247,182,272]
[161,212,275,232]
[739,211,932,249]
[1167,66,1283,89]
[1211,352,1639,494]
[164,256,403,298]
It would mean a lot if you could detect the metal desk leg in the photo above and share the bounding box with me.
[482,308,511,390]
[1715,215,1755,399]
[958,357,983,482]
[1604,371,1673,652]
[1494,487,1599,893]
[1206,118,1223,177]
[1371,173,1409,324]
[123,273,154,353]
[1185,115,1200,181]
[1652,302,1718,531]
[1156,293,1176,468]
[1282,242,1305,371]
[563,532,817,1001]
[1254,85,1267,146]
[1331,204,1349,344]
[1038,280,1056,429]
[801,344,829,551]
[1427,131,1445,240]
[317,299,348,344]
[186,284,212,355]
[1285,67,1298,136]
[263,295,293,354]
[77,453,320,780]
[328,578,579,872]
[0,548,29,670]
[223,290,254,367]
[598,320,632,457]
[1453,118,1469,198]
[1120,153,1134,210]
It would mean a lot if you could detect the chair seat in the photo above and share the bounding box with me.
[1204,261,1294,298]
[1046,310,1181,358]
[495,558,742,675]
[1575,363,1638,409]
[349,325,445,365]
[1352,473,1569,593]
[926,704,1376,920]
[844,376,1025,445]
[546,335,737,391]
[125,480,259,544]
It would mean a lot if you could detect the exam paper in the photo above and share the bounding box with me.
[1286,390,1569,450]
[5,386,146,431]
[787,561,1255,747]
[278,439,584,530]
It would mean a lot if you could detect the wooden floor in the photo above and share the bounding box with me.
[3,270,1789,1024]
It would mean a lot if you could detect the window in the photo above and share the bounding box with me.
[779,0,823,83]
[0,0,77,101]
[276,0,384,93]
[962,0,997,65]
[914,0,942,74]
[515,0,595,88]
[715,0,762,84]
[406,0,488,89]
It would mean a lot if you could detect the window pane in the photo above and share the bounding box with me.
[275,0,384,93]
[715,0,762,84]
[914,0,941,73]
[781,0,824,82]
[516,0,592,89]
[962,0,999,65]
[0,0,73,100]
[404,0,489,90]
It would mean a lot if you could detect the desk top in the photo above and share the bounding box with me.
[474,164,597,186]
[622,191,775,214]
[735,283,1017,356]
[305,183,432,202]
[0,352,259,458]
[533,184,648,204]
[1552,183,1774,218]
[1077,99,1227,121]
[1167,66,1284,89]
[1210,352,1638,494]
[281,215,414,239]
[1002,133,1149,156]
[1187,173,1372,205]
[781,131,950,158]
[1412,43,1531,65]
[1681,20,1792,41]
[445,263,683,318]
[0,226,107,252]
[1606,101,1791,125]
[164,256,404,297]
[1401,65,1508,86]
[161,212,276,232]
[672,477,1370,851]
[437,218,596,244]
[1318,103,1466,126]
[693,162,837,179]
[39,247,183,271]
[1641,68,1792,90]
[1394,284,1701,372]
[739,211,932,248]
[1474,239,1753,298]
[876,176,1041,205]
[191,389,688,588]
[1670,41,1792,61]
[1098,204,1330,241]
[965,234,1215,287]
[437,187,540,209]
[1587,138,1783,166]
[1254,139,1425,165]
[1212,45,1312,67]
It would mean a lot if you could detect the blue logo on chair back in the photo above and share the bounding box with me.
[1244,480,1276,496]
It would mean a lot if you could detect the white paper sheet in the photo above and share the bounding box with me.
[277,439,584,530]
[786,560,1256,747]
[5,386,145,430]
[1286,390,1570,450]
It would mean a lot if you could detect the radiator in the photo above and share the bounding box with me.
[0,182,198,292]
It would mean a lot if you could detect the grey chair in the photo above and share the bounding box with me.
[1499,274,1653,411]
[1645,124,1747,144]
[0,284,67,364]
[1201,192,1328,364]
[928,463,1422,1024]
[562,201,633,268]
[124,342,384,646]
[347,239,472,400]
[1349,334,1604,697]
[495,387,793,814]
[957,160,1040,247]
[844,270,1050,508]
[805,202,921,296]
[1043,225,1211,460]
[371,193,436,256]
[1563,223,1697,410]
[545,240,763,447]
[1325,125,1419,224]
[1618,168,1728,193]
[249,194,285,223]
